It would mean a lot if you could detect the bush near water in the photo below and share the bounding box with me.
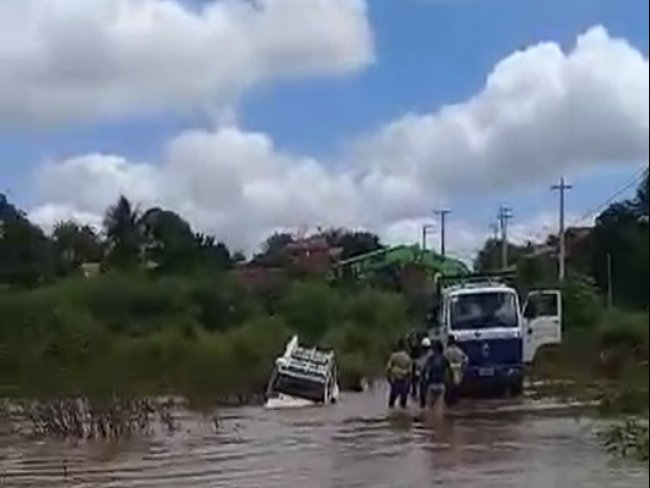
[0,271,408,401]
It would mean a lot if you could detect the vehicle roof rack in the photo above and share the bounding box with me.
[275,337,335,381]
[437,270,517,289]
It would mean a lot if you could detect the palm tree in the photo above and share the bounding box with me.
[103,195,144,268]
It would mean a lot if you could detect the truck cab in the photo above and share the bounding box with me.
[430,276,562,395]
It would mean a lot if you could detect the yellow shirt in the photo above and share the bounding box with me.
[387,351,412,381]
[445,345,468,385]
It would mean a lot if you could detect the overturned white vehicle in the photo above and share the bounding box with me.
[264,336,340,409]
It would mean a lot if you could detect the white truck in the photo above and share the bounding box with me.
[430,275,562,395]
[265,336,340,409]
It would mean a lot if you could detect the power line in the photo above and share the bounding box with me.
[569,166,647,227]
[510,167,646,265]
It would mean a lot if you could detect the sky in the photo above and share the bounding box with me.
[0,0,648,261]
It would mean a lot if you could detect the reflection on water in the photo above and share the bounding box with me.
[1,386,647,488]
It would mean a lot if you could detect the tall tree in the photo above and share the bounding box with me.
[196,233,233,269]
[254,232,294,267]
[52,220,103,274]
[323,228,383,260]
[102,195,143,269]
[263,232,294,255]
[590,192,648,310]
[140,207,198,271]
[0,194,54,286]
[474,238,528,273]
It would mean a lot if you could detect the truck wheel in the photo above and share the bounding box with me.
[509,380,524,397]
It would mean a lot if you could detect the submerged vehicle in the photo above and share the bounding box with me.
[430,273,562,396]
[264,335,340,409]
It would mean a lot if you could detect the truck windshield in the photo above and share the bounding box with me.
[450,292,519,330]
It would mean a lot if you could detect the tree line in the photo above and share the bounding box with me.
[1,193,401,400]
[0,194,384,287]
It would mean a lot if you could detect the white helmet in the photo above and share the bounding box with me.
[421,337,431,348]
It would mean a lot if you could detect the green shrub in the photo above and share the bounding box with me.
[598,310,649,359]
[279,281,343,342]
[0,269,411,400]
[337,351,371,390]
[35,272,192,335]
[0,289,111,397]
[563,272,604,329]
[188,272,259,331]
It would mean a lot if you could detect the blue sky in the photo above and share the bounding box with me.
[240,0,649,247]
[0,0,648,256]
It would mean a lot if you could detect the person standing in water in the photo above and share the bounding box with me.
[386,338,412,409]
[444,335,468,406]
[413,336,432,400]
[420,340,451,416]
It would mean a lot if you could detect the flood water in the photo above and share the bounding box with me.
[1,386,647,488]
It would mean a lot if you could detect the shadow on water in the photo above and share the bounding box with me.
[1,386,647,488]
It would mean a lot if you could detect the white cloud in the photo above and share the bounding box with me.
[27,26,649,258]
[30,126,395,251]
[29,204,104,234]
[380,217,485,263]
[355,26,648,193]
[27,124,564,257]
[0,0,373,125]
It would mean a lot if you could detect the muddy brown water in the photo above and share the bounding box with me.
[1,386,647,488]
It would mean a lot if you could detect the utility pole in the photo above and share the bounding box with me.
[497,206,513,270]
[551,177,572,282]
[433,209,451,257]
[421,224,435,251]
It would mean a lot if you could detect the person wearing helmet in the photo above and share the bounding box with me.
[410,336,431,400]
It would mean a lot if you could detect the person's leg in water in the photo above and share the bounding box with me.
[419,380,429,409]
[398,379,409,408]
[444,379,458,406]
[429,383,446,418]
[389,378,409,408]
[388,380,398,408]
[410,370,419,400]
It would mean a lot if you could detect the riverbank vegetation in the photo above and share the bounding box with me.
[1,171,648,412]
[0,270,408,402]
[1,192,410,402]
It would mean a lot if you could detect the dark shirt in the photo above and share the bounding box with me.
[422,352,450,385]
